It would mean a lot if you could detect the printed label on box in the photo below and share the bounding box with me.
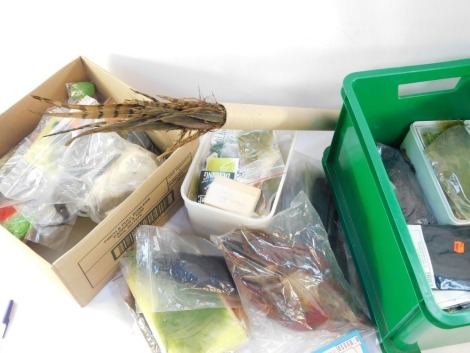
[167,153,193,189]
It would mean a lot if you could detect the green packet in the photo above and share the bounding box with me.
[0,206,30,239]
[67,82,96,102]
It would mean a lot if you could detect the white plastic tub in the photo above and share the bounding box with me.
[181,130,296,236]
[400,120,470,225]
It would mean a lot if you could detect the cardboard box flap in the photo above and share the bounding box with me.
[82,57,141,103]
[0,58,87,156]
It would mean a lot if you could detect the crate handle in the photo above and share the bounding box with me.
[398,77,461,97]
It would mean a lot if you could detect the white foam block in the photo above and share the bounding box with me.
[204,176,261,216]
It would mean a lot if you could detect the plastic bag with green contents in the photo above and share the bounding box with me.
[66,81,96,103]
[425,123,470,220]
[119,246,249,353]
[0,205,30,239]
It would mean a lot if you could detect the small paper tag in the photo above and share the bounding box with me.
[454,241,465,254]
[313,330,369,353]
[204,176,261,216]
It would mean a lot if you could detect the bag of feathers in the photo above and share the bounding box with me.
[211,191,376,353]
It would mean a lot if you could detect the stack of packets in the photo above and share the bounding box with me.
[0,82,161,252]
[377,142,470,311]
[119,191,378,353]
[194,129,291,217]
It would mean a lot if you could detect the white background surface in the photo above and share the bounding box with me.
[2,1,470,352]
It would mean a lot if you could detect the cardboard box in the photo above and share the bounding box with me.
[0,57,198,306]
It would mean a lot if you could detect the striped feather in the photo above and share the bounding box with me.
[32,91,226,158]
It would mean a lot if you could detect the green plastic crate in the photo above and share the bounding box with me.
[322,58,470,353]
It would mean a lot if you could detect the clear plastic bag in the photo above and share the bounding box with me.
[378,143,437,225]
[17,200,78,251]
[66,81,96,103]
[135,225,241,312]
[211,191,373,352]
[0,113,98,206]
[0,104,160,223]
[0,94,160,249]
[61,132,160,223]
[0,112,93,249]
[120,249,249,353]
[235,130,287,216]
[424,123,470,221]
[194,129,290,217]
[208,129,240,158]
[278,150,325,213]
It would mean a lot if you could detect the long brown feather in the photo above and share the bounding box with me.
[31,91,226,159]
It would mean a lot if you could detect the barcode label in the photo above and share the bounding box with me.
[110,191,175,260]
[322,337,361,353]
[111,233,136,260]
[314,330,368,353]
[336,336,360,352]
[145,191,175,225]
[407,225,437,289]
